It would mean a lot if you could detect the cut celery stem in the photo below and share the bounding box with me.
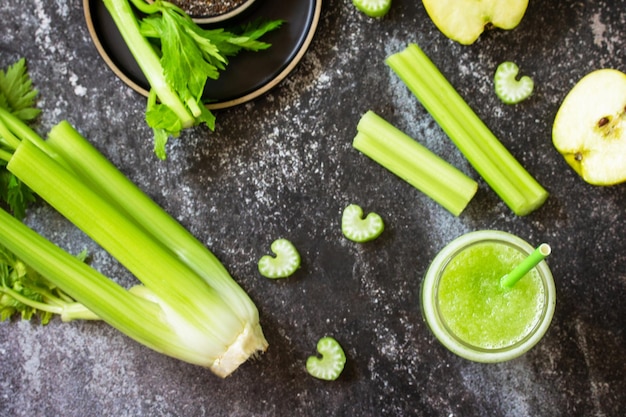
[102,0,195,128]
[354,111,478,216]
[386,43,548,216]
[8,139,243,347]
[258,238,301,279]
[341,204,385,242]
[45,121,260,325]
[306,336,346,381]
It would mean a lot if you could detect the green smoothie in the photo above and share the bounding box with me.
[421,231,556,362]
[437,241,544,349]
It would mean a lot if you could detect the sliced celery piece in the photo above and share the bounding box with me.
[341,204,384,242]
[353,111,478,216]
[386,43,548,216]
[353,0,392,18]
[258,238,301,279]
[494,61,534,104]
[306,336,346,381]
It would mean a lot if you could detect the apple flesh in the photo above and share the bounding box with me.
[422,0,529,45]
[552,69,626,186]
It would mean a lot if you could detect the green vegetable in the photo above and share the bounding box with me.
[0,58,37,219]
[258,238,301,279]
[352,0,392,18]
[353,111,478,216]
[341,203,385,242]
[494,61,534,104]
[0,59,267,377]
[0,245,98,323]
[103,0,282,159]
[306,336,346,381]
[386,44,548,216]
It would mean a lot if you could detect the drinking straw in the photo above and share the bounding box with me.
[500,243,551,289]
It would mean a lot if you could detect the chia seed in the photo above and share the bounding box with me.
[169,0,248,17]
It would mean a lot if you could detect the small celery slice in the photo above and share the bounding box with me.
[494,62,534,104]
[306,336,346,381]
[341,204,384,242]
[353,111,478,216]
[386,44,548,216]
[258,238,301,279]
[353,0,392,17]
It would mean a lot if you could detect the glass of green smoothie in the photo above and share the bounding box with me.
[421,230,556,362]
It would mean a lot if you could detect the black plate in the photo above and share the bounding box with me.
[84,0,321,109]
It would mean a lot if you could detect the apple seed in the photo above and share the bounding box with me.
[598,117,609,127]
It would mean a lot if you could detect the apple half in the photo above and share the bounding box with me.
[422,0,529,45]
[552,69,626,186]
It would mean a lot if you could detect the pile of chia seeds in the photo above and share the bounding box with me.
[168,0,248,17]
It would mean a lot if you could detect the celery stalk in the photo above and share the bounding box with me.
[46,121,259,325]
[6,139,267,376]
[386,43,548,216]
[0,207,194,358]
[354,111,478,216]
[101,0,282,159]
[0,58,268,376]
[103,0,195,128]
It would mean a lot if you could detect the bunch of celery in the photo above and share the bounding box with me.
[0,59,266,377]
[103,0,282,159]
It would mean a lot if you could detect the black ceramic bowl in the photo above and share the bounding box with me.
[84,0,322,109]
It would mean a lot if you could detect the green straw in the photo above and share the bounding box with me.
[500,243,551,289]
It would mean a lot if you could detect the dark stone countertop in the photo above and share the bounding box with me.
[1,1,625,416]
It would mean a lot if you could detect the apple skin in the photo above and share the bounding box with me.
[552,69,626,186]
[422,0,529,45]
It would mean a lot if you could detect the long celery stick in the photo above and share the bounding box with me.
[7,139,243,350]
[386,43,548,216]
[103,0,195,127]
[399,47,538,202]
[45,121,259,325]
[354,111,478,216]
[0,207,191,357]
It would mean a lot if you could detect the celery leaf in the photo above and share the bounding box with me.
[0,243,94,324]
[0,169,35,220]
[0,58,41,122]
[0,244,54,324]
[0,59,39,219]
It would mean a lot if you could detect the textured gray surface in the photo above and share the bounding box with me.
[1,0,625,416]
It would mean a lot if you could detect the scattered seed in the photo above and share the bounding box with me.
[168,0,248,17]
[597,117,610,127]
